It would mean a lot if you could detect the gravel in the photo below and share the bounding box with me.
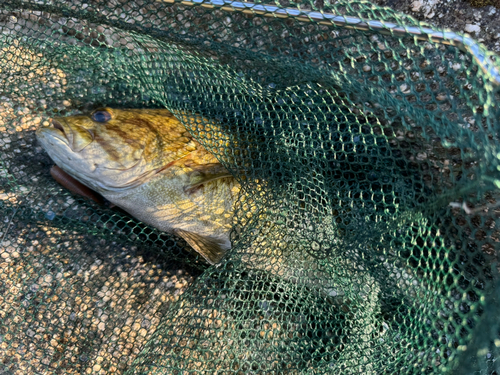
[371,0,500,53]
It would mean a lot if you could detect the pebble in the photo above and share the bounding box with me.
[465,24,481,34]
[411,0,423,12]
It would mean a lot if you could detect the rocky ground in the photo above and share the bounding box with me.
[372,0,500,53]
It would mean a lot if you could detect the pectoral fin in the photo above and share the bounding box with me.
[174,229,228,265]
[184,163,233,195]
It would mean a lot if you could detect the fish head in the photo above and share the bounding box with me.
[36,108,200,193]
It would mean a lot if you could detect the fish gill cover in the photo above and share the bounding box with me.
[0,0,500,374]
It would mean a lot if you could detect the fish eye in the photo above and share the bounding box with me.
[91,109,112,123]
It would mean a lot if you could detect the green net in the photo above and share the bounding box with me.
[1,0,500,373]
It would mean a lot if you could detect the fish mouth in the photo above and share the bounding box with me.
[36,119,70,146]
[38,118,93,152]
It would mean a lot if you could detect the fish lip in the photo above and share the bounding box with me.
[50,118,71,142]
[52,120,66,136]
[36,125,69,147]
[36,118,70,145]
[43,118,94,152]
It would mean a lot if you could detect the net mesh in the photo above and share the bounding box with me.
[1,0,500,373]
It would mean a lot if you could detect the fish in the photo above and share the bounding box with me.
[36,108,241,265]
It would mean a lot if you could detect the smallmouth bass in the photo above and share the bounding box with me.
[36,108,241,264]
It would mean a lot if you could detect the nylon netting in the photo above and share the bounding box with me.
[1,0,500,374]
